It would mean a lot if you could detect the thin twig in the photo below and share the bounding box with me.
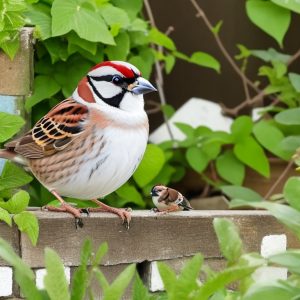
[144,0,175,142]
[146,100,162,114]
[264,160,294,200]
[189,0,261,94]
[287,48,300,66]
[222,48,300,116]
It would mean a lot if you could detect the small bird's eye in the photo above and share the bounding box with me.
[112,75,123,85]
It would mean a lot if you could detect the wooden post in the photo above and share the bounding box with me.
[0,27,34,172]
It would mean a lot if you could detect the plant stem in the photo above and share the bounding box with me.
[287,48,300,66]
[264,160,294,200]
[144,0,175,142]
[189,0,260,94]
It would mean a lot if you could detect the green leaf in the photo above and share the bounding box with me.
[251,48,291,63]
[174,122,195,139]
[0,190,29,214]
[234,201,300,240]
[171,254,203,300]
[165,55,176,74]
[94,269,110,294]
[133,144,165,188]
[100,4,130,29]
[43,39,69,63]
[112,0,143,20]
[161,104,175,118]
[25,75,60,110]
[157,262,177,294]
[189,51,220,73]
[221,185,263,205]
[269,250,300,274]
[243,281,300,300]
[51,0,114,44]
[283,177,300,211]
[0,112,25,142]
[289,73,300,92]
[0,161,33,191]
[128,48,154,79]
[253,120,291,160]
[103,264,136,300]
[246,0,291,46]
[0,207,11,226]
[132,273,152,300]
[44,248,70,300]
[13,212,39,246]
[234,136,270,177]
[271,0,300,14]
[0,233,42,298]
[70,265,88,300]
[196,254,264,300]
[231,116,253,141]
[92,242,108,267]
[116,182,145,207]
[235,44,251,60]
[186,147,210,173]
[211,20,223,35]
[280,136,300,152]
[216,150,245,185]
[275,108,300,125]
[148,28,176,51]
[25,8,52,40]
[80,239,92,265]
[67,31,97,55]
[105,32,129,61]
[0,37,20,60]
[213,218,243,265]
[54,57,92,97]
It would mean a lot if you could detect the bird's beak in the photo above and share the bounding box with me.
[131,77,157,95]
[150,189,159,197]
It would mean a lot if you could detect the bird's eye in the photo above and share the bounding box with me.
[112,75,123,85]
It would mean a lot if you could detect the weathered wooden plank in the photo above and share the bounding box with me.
[0,28,34,96]
[20,210,300,268]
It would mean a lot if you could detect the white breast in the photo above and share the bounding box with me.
[54,126,148,199]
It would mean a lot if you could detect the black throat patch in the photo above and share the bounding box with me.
[87,75,126,108]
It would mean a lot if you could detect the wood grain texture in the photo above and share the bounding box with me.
[20,210,300,268]
[0,28,34,96]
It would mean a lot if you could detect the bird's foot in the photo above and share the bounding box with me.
[43,202,84,228]
[150,208,159,213]
[88,200,132,230]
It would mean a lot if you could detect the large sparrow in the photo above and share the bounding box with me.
[150,185,193,213]
[0,61,156,228]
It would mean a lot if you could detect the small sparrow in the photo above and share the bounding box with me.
[0,61,156,228]
[150,185,193,213]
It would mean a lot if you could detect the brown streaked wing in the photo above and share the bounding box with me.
[5,98,89,159]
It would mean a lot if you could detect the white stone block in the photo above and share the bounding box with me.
[261,234,287,258]
[0,266,13,296]
[149,262,164,292]
[36,266,71,289]
[149,98,233,144]
[253,234,288,283]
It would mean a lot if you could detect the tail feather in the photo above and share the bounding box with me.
[0,149,28,166]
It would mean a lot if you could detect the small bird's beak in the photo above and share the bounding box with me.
[150,189,159,197]
[131,77,157,95]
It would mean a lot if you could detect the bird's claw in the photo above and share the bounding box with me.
[75,217,84,229]
[150,208,159,213]
[80,208,90,216]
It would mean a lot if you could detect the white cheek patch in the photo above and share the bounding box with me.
[92,80,122,99]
